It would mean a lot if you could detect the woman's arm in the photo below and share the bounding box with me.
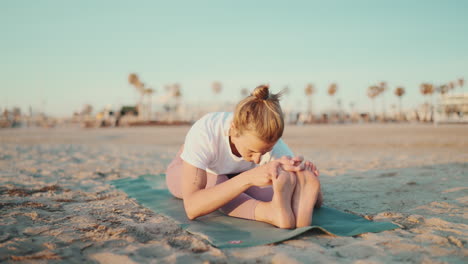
[182,159,296,220]
[182,162,251,219]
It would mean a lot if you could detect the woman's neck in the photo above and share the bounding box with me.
[228,129,241,157]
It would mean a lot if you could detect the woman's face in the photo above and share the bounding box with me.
[230,129,276,164]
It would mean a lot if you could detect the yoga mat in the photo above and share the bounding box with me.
[110,174,399,248]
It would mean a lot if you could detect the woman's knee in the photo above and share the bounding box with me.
[166,169,183,199]
[165,147,185,199]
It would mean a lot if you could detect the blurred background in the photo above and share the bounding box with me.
[1,0,467,128]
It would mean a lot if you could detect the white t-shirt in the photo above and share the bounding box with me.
[180,112,294,175]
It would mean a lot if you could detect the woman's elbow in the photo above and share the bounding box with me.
[186,212,197,220]
[185,207,198,220]
[183,199,199,220]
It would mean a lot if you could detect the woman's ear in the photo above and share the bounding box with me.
[230,124,240,137]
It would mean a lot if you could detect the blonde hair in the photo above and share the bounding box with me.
[233,84,284,143]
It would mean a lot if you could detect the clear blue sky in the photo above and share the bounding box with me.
[1,0,467,116]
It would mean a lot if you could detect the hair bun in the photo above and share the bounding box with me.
[252,84,270,100]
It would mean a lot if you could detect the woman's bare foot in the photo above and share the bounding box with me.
[255,170,296,228]
[304,160,323,209]
[292,168,321,228]
[272,170,297,228]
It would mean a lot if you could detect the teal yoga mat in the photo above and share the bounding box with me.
[110,174,399,248]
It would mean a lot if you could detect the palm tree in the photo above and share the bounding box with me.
[420,83,435,122]
[172,83,182,118]
[163,83,182,122]
[458,78,465,92]
[448,81,455,94]
[328,83,337,112]
[379,81,388,119]
[305,83,315,115]
[173,83,182,100]
[212,81,222,95]
[420,83,435,103]
[128,73,139,87]
[144,88,154,120]
[128,73,145,98]
[367,85,380,120]
[129,73,144,118]
[128,73,154,120]
[436,84,449,95]
[394,87,405,119]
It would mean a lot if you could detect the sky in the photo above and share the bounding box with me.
[1,0,467,116]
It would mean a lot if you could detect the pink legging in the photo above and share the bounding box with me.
[165,146,273,220]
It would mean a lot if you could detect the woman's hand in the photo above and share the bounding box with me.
[279,156,319,177]
[246,159,303,187]
[277,155,305,171]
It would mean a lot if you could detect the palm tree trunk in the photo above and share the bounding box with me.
[398,97,402,120]
[382,95,386,120]
[372,99,376,121]
[139,94,144,120]
[330,96,334,115]
[430,94,434,122]
[148,94,152,121]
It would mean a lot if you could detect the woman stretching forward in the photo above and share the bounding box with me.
[165,85,322,228]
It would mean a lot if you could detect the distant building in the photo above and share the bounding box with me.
[434,93,468,124]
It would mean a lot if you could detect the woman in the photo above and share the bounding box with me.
[166,84,322,228]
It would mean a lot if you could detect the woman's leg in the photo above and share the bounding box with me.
[244,186,273,202]
[208,174,260,220]
[244,166,323,228]
[212,171,296,228]
[253,170,297,228]
[165,147,263,220]
[224,173,274,202]
[165,146,185,199]
[223,163,325,228]
[165,147,296,228]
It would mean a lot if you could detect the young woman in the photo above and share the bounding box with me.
[165,84,322,228]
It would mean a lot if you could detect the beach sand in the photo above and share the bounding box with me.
[1,124,467,263]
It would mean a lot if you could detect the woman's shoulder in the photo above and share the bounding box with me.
[189,112,232,136]
[183,112,232,161]
[194,112,233,128]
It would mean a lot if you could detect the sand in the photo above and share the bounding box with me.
[0,124,467,263]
